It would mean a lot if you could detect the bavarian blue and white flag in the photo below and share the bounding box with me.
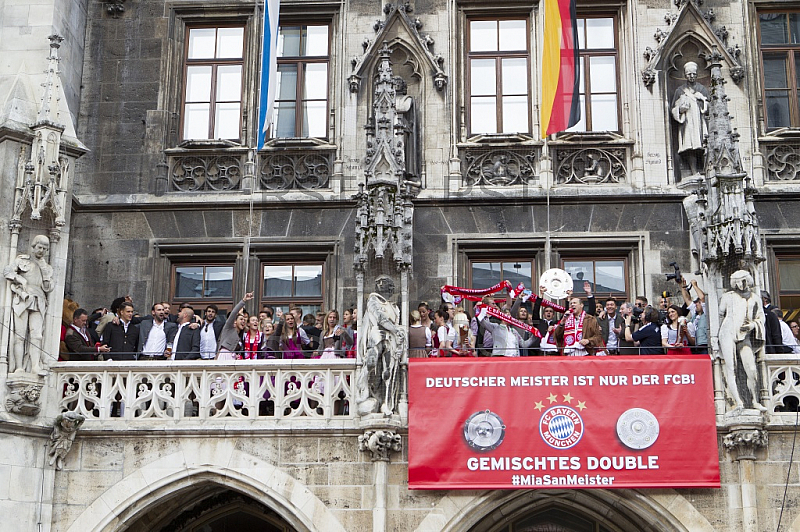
[257,0,280,149]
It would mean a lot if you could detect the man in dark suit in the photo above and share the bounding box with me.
[101,302,139,360]
[763,291,791,354]
[172,308,201,360]
[598,298,625,355]
[64,308,111,361]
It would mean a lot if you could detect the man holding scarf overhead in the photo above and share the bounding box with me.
[554,296,604,356]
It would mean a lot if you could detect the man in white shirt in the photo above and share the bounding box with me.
[200,304,224,360]
[172,308,201,360]
[138,303,177,360]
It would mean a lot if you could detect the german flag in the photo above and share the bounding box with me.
[541,0,580,137]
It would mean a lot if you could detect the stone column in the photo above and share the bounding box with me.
[723,428,768,532]
[359,430,402,532]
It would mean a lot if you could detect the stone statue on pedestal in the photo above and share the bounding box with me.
[718,270,767,412]
[671,62,710,178]
[357,275,406,416]
[4,235,53,375]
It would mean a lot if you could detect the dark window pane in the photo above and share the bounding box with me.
[264,265,293,297]
[780,260,800,291]
[205,266,233,298]
[761,13,789,45]
[175,267,203,298]
[279,26,302,57]
[595,260,626,294]
[472,262,502,288]
[294,265,322,296]
[564,261,593,295]
[273,102,297,137]
[502,262,531,289]
[791,14,800,44]
[766,90,791,128]
[764,55,789,88]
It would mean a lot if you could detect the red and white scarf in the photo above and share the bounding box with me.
[562,311,586,355]
[243,331,262,360]
[475,304,542,338]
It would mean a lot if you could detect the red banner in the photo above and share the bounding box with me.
[408,356,719,489]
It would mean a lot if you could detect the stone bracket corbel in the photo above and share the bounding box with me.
[358,430,402,462]
[723,428,768,461]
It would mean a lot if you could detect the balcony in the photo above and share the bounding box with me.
[53,359,358,430]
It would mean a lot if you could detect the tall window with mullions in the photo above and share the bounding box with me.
[273,24,330,138]
[759,11,800,130]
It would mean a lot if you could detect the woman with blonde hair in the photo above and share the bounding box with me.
[316,310,352,358]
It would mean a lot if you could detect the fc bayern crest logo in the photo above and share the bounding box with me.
[539,405,584,449]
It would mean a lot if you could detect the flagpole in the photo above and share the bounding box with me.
[544,135,551,271]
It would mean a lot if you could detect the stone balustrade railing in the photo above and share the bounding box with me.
[766,355,800,417]
[52,359,357,423]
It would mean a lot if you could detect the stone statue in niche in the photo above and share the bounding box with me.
[718,270,767,413]
[357,275,406,416]
[48,412,85,470]
[394,76,419,183]
[671,62,710,178]
[3,235,53,375]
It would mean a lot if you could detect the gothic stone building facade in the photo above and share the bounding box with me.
[2,0,800,531]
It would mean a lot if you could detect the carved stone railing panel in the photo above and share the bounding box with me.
[258,151,332,190]
[553,146,628,185]
[55,360,355,422]
[767,363,800,413]
[764,143,800,182]
[169,153,243,191]
[461,147,539,186]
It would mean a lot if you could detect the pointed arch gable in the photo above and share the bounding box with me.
[64,449,346,532]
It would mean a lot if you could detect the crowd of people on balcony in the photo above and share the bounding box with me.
[59,293,358,361]
[58,278,800,362]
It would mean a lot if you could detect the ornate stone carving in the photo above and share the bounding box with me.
[169,154,242,191]
[770,366,800,413]
[356,276,406,416]
[359,429,402,461]
[354,43,415,270]
[718,271,767,413]
[350,3,448,94]
[723,429,767,461]
[642,68,656,87]
[5,377,43,416]
[654,28,669,44]
[11,35,70,237]
[102,0,126,18]
[4,235,53,376]
[57,359,356,420]
[765,144,800,181]
[259,151,332,190]
[555,147,626,185]
[462,149,538,187]
[48,412,85,470]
